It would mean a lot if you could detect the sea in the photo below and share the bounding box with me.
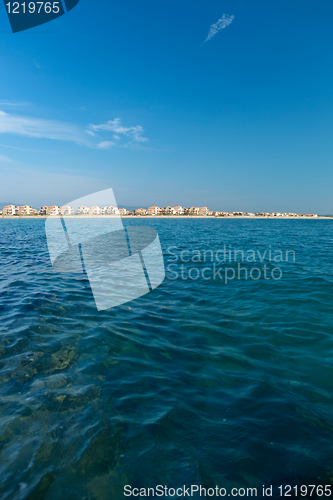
[1,218,333,499]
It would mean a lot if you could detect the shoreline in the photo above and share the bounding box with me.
[1,215,332,220]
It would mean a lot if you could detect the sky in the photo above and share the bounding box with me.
[0,0,333,213]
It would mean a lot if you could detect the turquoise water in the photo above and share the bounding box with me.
[1,218,333,499]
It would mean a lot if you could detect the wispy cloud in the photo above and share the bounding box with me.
[204,14,234,42]
[0,110,85,143]
[0,154,12,162]
[0,110,149,151]
[96,140,116,149]
[0,101,30,108]
[87,118,148,148]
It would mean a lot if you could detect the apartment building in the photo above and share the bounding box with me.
[118,208,127,215]
[173,206,185,214]
[60,206,74,216]
[147,206,162,215]
[16,205,32,215]
[102,206,119,215]
[39,206,61,216]
[162,206,175,215]
[49,206,60,216]
[2,205,17,215]
[47,206,60,216]
[198,207,208,216]
[88,206,102,215]
[76,206,89,214]
[188,207,200,215]
[134,208,147,215]
[20,206,38,215]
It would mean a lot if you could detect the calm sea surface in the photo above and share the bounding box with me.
[1,219,333,499]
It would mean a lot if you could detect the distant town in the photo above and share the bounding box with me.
[0,204,322,218]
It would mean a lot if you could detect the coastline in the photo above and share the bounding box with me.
[1,215,332,220]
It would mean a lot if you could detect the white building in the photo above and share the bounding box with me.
[103,206,120,215]
[47,206,60,216]
[134,208,148,215]
[16,205,34,215]
[198,207,208,216]
[60,206,74,216]
[39,206,60,216]
[2,205,17,215]
[163,206,177,215]
[88,206,102,215]
[76,206,90,214]
[147,206,162,215]
[172,206,185,215]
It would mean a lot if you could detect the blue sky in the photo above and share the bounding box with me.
[0,0,333,212]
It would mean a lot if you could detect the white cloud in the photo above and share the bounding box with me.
[96,141,116,150]
[0,101,30,108]
[0,110,84,143]
[88,118,148,144]
[0,110,149,150]
[204,14,234,42]
[0,154,12,162]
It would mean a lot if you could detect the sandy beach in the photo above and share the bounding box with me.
[1,215,332,220]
